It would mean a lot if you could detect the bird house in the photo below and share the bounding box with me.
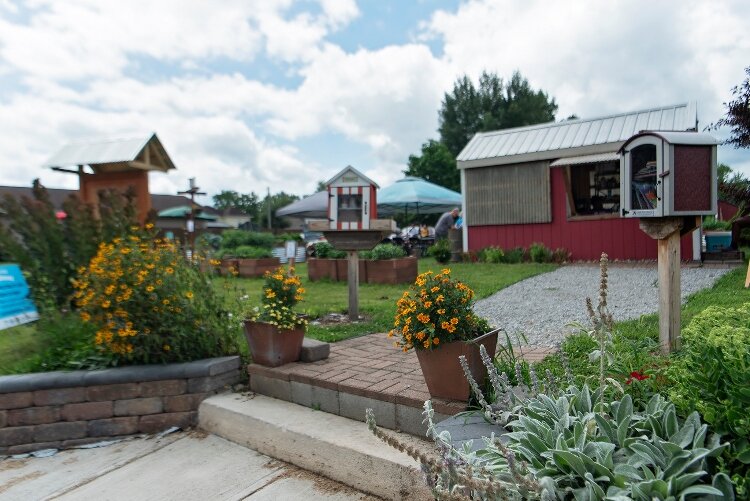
[325,165,379,230]
[619,131,718,218]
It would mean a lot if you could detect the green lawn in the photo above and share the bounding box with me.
[0,259,556,373]
[0,323,44,372]
[217,259,557,343]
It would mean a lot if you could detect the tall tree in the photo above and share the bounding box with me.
[708,66,750,149]
[438,71,558,157]
[404,140,459,192]
[260,192,300,230]
[212,190,260,216]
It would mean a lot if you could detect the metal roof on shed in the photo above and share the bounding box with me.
[457,102,697,168]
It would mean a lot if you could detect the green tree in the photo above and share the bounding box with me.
[211,190,260,216]
[261,192,300,230]
[404,140,459,191]
[439,71,558,157]
[708,66,750,149]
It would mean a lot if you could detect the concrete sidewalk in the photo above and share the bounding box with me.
[0,431,379,501]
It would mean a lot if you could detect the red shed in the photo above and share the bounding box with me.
[457,103,706,261]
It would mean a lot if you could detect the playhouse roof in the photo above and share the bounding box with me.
[45,133,176,173]
[325,165,379,188]
[457,102,698,168]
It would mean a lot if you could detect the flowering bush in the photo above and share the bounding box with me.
[73,230,238,364]
[244,266,307,330]
[390,269,488,351]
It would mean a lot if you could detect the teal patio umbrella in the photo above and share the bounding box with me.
[376,177,462,217]
[157,206,217,220]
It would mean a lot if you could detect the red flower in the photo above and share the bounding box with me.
[625,371,649,385]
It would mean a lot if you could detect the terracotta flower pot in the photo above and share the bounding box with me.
[243,320,305,367]
[415,330,498,401]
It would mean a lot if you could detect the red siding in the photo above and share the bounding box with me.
[467,168,695,260]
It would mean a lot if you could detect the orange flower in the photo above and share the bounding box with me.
[433,338,440,345]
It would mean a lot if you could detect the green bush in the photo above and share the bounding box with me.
[501,246,525,263]
[273,232,302,245]
[10,313,108,372]
[232,246,273,259]
[360,243,406,260]
[702,216,732,231]
[669,304,750,495]
[479,246,504,263]
[220,230,275,250]
[0,180,140,309]
[312,241,347,259]
[428,238,451,264]
[529,242,552,263]
[552,247,571,263]
[74,232,239,365]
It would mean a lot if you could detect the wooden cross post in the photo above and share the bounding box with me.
[639,217,685,354]
[347,250,359,321]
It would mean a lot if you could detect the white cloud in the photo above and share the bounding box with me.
[426,0,750,126]
[1,0,749,202]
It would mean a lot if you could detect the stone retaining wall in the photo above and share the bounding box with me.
[0,356,241,455]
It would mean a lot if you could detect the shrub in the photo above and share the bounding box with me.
[552,247,571,263]
[220,230,275,250]
[74,232,238,365]
[360,243,406,260]
[669,304,750,494]
[273,232,302,245]
[702,216,732,231]
[479,246,504,263]
[501,246,525,263]
[0,181,140,309]
[9,313,107,372]
[231,245,274,259]
[312,241,347,259]
[428,238,451,264]
[390,268,488,351]
[529,242,552,263]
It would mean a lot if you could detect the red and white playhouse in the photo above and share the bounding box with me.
[325,165,379,230]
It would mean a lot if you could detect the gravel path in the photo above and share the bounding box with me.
[474,264,735,348]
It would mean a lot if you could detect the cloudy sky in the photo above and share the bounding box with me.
[1,0,748,201]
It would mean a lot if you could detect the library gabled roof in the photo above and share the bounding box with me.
[45,133,176,173]
[457,102,698,168]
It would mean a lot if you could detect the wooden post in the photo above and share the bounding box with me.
[347,250,359,321]
[640,217,684,355]
[658,231,681,354]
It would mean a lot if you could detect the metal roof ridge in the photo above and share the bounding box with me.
[471,102,693,138]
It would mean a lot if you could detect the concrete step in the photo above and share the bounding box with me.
[198,393,435,501]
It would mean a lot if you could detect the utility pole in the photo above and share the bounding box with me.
[178,177,206,259]
[266,187,272,232]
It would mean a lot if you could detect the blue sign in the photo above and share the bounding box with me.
[0,264,39,330]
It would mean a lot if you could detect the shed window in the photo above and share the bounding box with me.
[562,161,620,219]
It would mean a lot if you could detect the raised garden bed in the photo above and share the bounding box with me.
[220,258,280,278]
[0,356,240,455]
[307,257,417,284]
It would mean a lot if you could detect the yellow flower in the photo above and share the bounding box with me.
[101,300,111,309]
[165,267,174,274]
[185,291,194,299]
[433,337,440,345]
[146,285,155,292]
[423,301,432,308]
[80,312,91,322]
[163,344,171,351]
[423,340,430,348]
[437,308,446,315]
[162,299,170,305]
